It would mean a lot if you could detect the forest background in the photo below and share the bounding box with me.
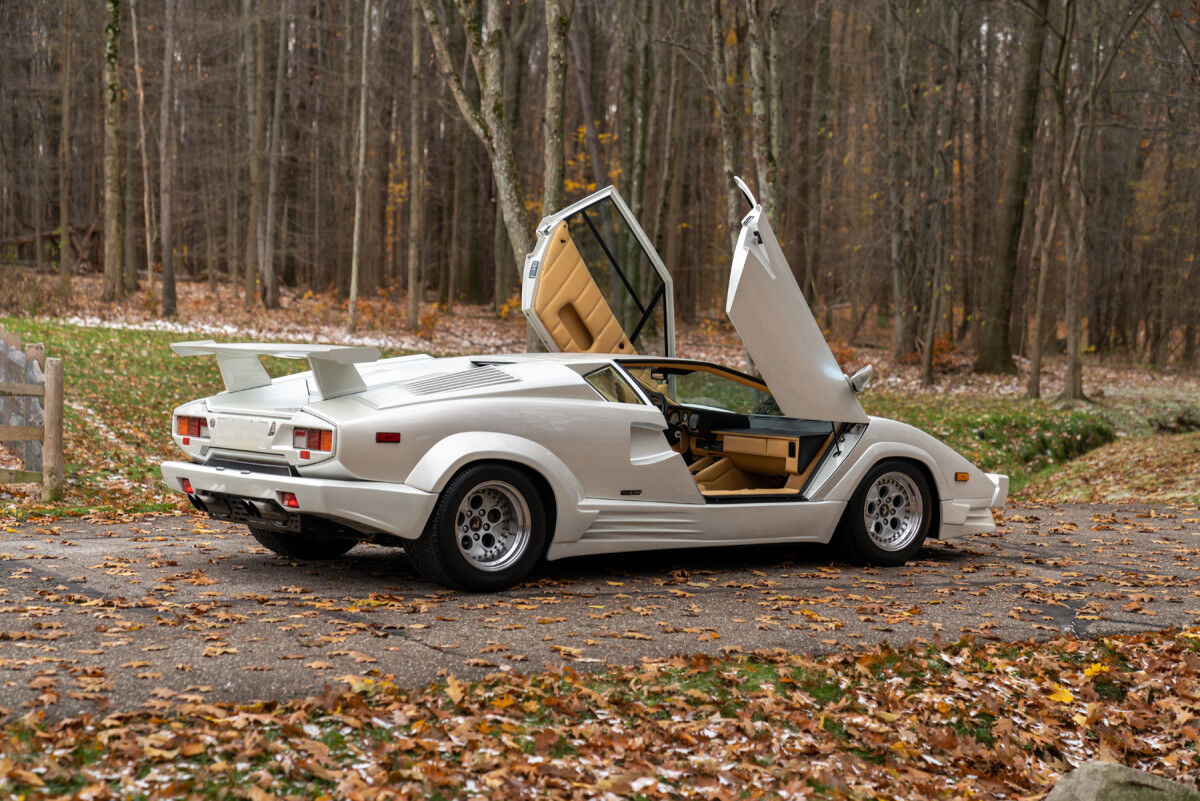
[2,0,1198,400]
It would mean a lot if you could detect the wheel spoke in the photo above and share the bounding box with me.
[862,471,924,552]
[454,481,532,572]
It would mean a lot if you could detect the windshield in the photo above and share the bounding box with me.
[622,363,783,417]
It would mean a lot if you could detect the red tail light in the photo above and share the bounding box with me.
[180,478,193,494]
[292,428,333,452]
[176,416,209,439]
[280,492,299,509]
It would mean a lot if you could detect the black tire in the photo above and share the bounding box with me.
[249,525,357,560]
[406,463,547,592]
[838,459,933,567]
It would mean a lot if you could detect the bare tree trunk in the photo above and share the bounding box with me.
[569,26,606,190]
[348,0,371,332]
[101,0,123,302]
[419,0,533,279]
[630,0,652,225]
[201,178,219,298]
[804,0,831,299]
[159,0,177,315]
[884,0,912,361]
[261,0,289,310]
[709,0,741,250]
[129,0,157,293]
[1026,180,1059,399]
[406,3,422,330]
[243,1,264,305]
[57,3,72,281]
[766,0,782,212]
[745,0,778,219]
[920,4,961,386]
[33,99,44,274]
[480,0,533,264]
[975,0,1049,374]
[123,127,138,292]
[651,54,680,247]
[541,0,574,215]
[1060,180,1084,400]
[446,133,467,315]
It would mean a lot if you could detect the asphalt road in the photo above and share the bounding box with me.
[2,503,1198,719]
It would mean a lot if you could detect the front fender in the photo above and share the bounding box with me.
[816,418,994,504]
[404,432,595,544]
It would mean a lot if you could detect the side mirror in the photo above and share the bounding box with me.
[846,364,874,394]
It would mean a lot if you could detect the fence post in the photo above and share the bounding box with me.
[42,357,63,502]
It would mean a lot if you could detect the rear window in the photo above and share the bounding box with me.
[584,366,643,405]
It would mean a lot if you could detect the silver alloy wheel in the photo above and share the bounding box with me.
[862,471,924,552]
[453,480,532,572]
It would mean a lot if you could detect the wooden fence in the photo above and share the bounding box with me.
[0,325,63,501]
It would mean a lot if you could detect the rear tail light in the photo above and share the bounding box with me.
[180,478,193,494]
[280,491,299,509]
[176,415,209,444]
[292,427,333,452]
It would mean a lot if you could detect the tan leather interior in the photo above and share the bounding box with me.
[691,432,835,497]
[534,221,636,354]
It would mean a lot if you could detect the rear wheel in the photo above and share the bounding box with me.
[839,459,932,566]
[406,463,546,592]
[249,526,357,560]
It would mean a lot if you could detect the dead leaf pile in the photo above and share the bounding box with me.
[2,627,1200,799]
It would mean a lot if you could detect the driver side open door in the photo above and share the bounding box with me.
[521,187,675,357]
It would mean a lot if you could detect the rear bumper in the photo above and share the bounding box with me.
[160,460,438,539]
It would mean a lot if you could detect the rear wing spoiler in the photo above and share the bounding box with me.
[171,340,381,399]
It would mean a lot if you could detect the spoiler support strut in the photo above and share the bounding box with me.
[170,340,381,399]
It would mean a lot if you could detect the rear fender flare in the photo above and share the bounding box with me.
[404,432,593,544]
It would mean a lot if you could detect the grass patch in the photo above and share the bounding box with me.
[864,394,1116,490]
[1021,430,1200,504]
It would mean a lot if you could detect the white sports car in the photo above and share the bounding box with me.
[161,179,1007,591]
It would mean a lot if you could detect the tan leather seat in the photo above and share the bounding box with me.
[692,432,835,497]
[534,221,636,354]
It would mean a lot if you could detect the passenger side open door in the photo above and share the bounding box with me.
[725,178,869,424]
[522,187,675,356]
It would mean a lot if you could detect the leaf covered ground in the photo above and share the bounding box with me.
[2,628,1199,799]
[1023,430,1200,505]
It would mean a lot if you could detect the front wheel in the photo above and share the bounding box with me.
[839,459,933,566]
[406,463,546,592]
[249,525,357,560]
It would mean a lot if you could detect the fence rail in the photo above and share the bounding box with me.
[0,325,63,501]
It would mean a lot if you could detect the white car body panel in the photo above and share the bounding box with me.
[726,201,869,424]
[548,498,846,559]
[161,459,438,537]
[161,178,1007,576]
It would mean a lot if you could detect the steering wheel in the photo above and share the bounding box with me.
[647,391,689,452]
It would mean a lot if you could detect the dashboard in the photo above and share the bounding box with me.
[645,390,748,446]
[645,389,836,471]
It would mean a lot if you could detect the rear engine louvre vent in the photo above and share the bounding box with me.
[401,365,517,396]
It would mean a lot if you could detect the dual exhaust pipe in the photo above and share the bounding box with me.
[190,491,291,524]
